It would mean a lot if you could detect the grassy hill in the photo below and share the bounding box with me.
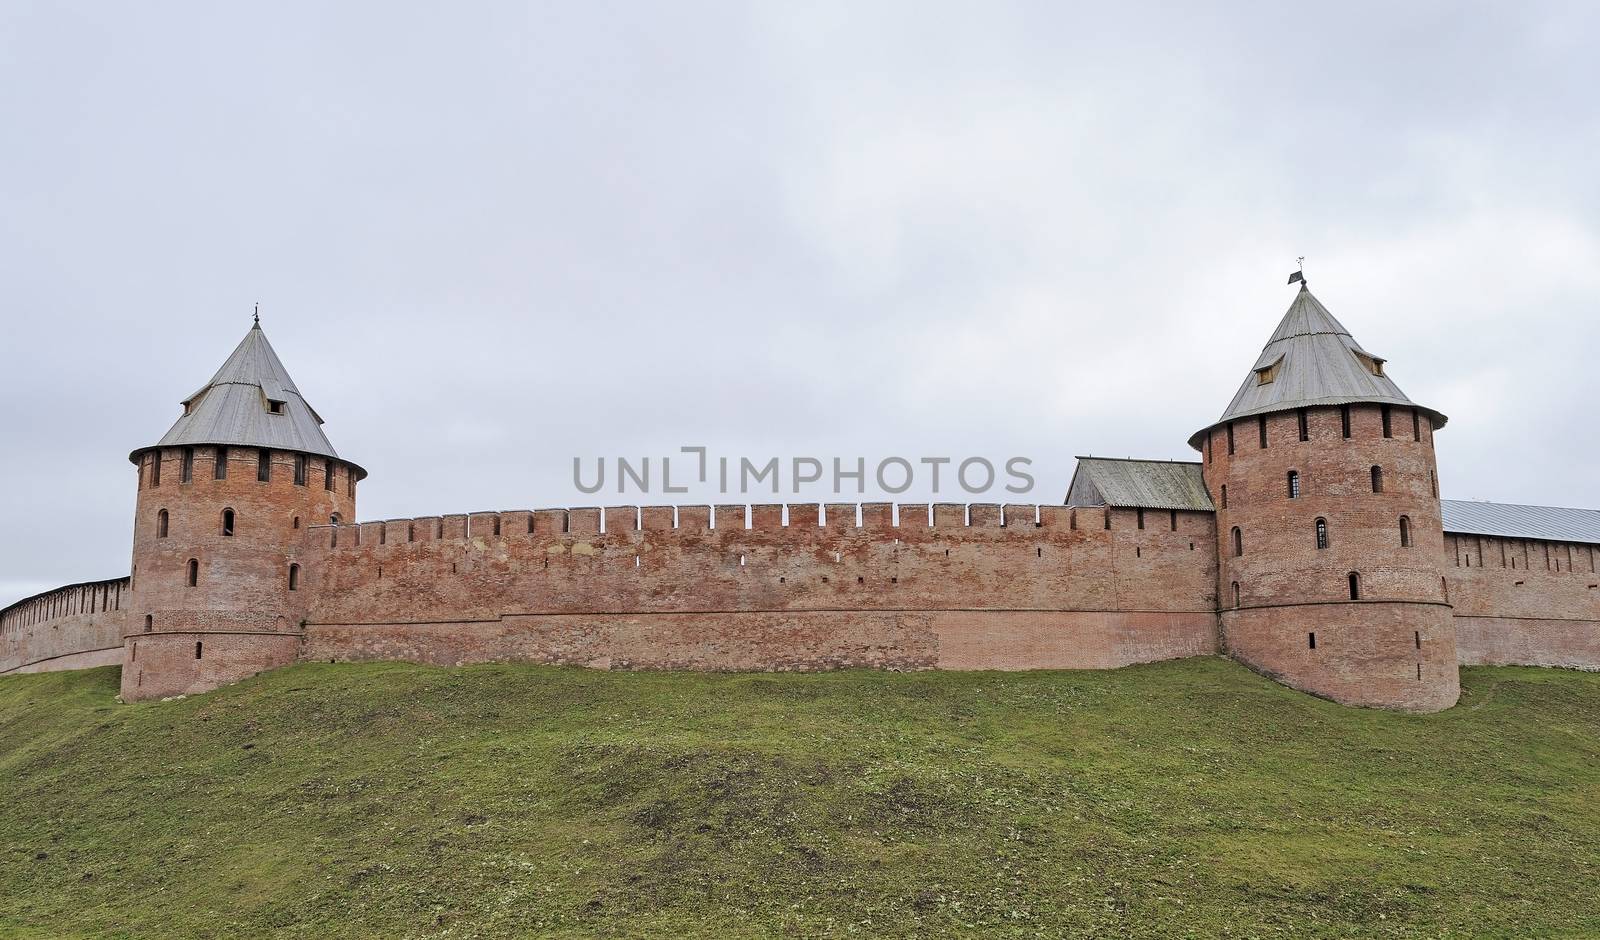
[1,659,1597,939]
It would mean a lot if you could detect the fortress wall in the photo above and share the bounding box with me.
[0,578,129,675]
[296,503,1221,671]
[1445,533,1600,669]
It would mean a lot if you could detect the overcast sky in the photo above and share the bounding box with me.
[2,2,1597,607]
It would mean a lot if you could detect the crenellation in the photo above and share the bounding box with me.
[714,504,747,529]
[787,503,820,527]
[603,506,639,533]
[969,503,1002,527]
[860,502,892,528]
[467,511,501,538]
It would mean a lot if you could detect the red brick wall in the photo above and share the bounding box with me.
[295,503,1220,671]
[1200,403,1460,711]
[120,445,358,700]
[122,631,301,699]
[0,579,129,675]
[1445,533,1600,669]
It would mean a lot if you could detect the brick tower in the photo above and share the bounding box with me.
[1191,283,1459,712]
[121,317,363,701]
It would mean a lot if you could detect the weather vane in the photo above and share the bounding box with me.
[1287,256,1307,287]
[253,302,260,326]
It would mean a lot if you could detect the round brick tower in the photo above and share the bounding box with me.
[1190,283,1458,712]
[121,318,364,701]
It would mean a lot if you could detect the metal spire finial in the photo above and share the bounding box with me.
[253,303,260,327]
[1287,256,1308,289]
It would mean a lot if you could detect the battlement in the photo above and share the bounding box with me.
[305,502,1211,550]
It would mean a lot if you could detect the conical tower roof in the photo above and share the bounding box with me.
[1188,284,1446,449]
[131,321,363,476]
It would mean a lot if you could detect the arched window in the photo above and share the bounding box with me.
[1231,581,1241,608]
[1370,465,1383,493]
[1287,470,1300,498]
[186,558,199,587]
[156,509,169,539]
[1220,485,1228,509]
[1231,527,1243,557]
[143,614,153,633]
[1399,516,1412,547]
[330,513,341,525]
[288,564,300,592]
[195,641,203,660]
[1347,572,1361,600]
[1315,518,1329,550]
[221,508,235,537]
[292,516,300,529]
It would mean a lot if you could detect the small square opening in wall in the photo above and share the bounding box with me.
[1308,632,1317,650]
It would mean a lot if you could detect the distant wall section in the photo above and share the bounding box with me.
[1446,533,1600,670]
[0,578,130,675]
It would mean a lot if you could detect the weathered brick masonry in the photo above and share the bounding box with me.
[298,503,1219,672]
[1201,403,1459,712]
[3,284,1595,711]
[1446,534,1600,668]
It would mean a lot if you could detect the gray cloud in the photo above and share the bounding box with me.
[2,1,1597,605]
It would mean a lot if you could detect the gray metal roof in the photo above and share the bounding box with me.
[1066,457,1215,511]
[1441,499,1600,545]
[132,323,360,474]
[1189,285,1447,448]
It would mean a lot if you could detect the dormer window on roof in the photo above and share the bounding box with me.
[1353,350,1385,376]
[267,399,286,415]
[1254,356,1283,386]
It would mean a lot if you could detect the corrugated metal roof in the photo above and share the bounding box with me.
[1441,499,1600,545]
[132,323,360,473]
[1189,285,1447,448]
[1066,457,1214,511]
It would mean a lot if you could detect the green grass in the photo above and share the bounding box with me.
[1,659,1598,939]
